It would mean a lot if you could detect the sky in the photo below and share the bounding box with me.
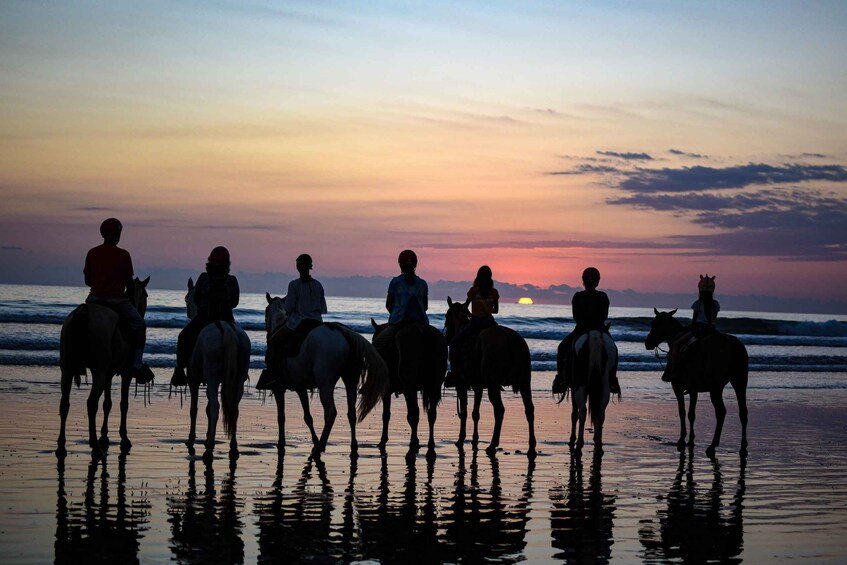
[1,1,846,304]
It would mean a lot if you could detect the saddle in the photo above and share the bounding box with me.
[280,319,323,358]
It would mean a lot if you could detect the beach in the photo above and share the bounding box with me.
[1,365,846,563]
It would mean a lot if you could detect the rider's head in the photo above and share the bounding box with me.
[99,218,122,245]
[398,250,418,274]
[698,274,716,295]
[474,265,493,292]
[296,253,313,277]
[206,246,231,275]
[582,267,600,290]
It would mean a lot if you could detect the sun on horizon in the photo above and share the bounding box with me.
[518,297,534,305]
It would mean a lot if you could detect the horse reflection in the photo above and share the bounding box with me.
[441,450,535,562]
[55,454,150,564]
[639,450,746,563]
[254,456,337,561]
[168,455,244,564]
[550,453,616,563]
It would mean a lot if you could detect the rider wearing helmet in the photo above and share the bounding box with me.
[257,253,327,390]
[664,274,720,383]
[84,218,147,377]
[553,267,620,394]
[171,246,241,386]
[386,249,429,325]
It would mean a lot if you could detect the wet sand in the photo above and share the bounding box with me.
[1,367,846,563]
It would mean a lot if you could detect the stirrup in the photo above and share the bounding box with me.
[170,365,187,387]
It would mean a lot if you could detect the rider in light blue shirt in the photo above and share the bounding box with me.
[386,249,429,325]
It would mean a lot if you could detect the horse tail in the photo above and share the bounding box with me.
[333,324,389,422]
[507,329,531,395]
[587,332,604,427]
[220,323,240,439]
[729,334,749,388]
[422,326,447,412]
[60,305,88,387]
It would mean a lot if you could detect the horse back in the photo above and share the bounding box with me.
[474,325,530,391]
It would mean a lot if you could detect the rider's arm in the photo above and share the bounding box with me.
[491,288,500,314]
[420,280,428,312]
[230,276,240,309]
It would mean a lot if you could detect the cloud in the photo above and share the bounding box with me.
[617,163,847,193]
[419,239,689,251]
[668,149,706,159]
[0,246,23,252]
[596,151,654,161]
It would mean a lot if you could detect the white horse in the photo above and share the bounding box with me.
[563,330,618,455]
[57,276,150,458]
[265,294,388,457]
[182,278,251,461]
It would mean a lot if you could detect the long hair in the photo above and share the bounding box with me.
[474,265,494,298]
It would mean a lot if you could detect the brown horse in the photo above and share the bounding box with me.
[645,308,749,457]
[444,297,536,456]
[57,276,150,458]
[370,319,447,459]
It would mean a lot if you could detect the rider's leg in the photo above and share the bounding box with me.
[258,326,292,390]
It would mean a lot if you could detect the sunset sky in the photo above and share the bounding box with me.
[1,1,845,301]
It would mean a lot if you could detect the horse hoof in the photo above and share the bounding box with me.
[55,445,67,458]
[485,445,498,456]
[405,449,416,462]
[98,436,110,450]
[595,446,604,457]
[527,448,537,459]
[455,438,464,448]
[350,450,359,460]
[120,438,132,453]
[426,447,436,461]
[229,450,240,461]
[202,450,214,463]
[706,445,717,458]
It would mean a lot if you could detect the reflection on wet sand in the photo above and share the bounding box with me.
[168,453,244,564]
[55,454,150,564]
[252,450,535,562]
[550,452,617,563]
[639,450,746,563]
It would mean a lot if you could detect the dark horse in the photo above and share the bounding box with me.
[444,297,536,456]
[370,318,448,459]
[645,308,748,457]
[57,276,150,458]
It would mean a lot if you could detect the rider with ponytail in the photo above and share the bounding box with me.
[448,265,499,383]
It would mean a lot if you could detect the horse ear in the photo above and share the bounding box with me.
[141,276,150,287]
[371,318,378,330]
[266,292,272,304]
[670,308,678,316]
[447,296,453,307]
[654,307,659,315]
[188,277,194,289]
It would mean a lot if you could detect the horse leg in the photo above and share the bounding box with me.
[57,369,73,456]
[405,389,421,456]
[568,391,578,449]
[733,381,749,456]
[345,378,359,458]
[229,381,244,461]
[119,375,132,451]
[575,390,587,453]
[706,388,727,458]
[187,382,199,447]
[379,392,391,451]
[471,387,483,449]
[297,389,319,446]
[86,375,105,455]
[519,384,536,457]
[425,393,438,461]
[485,386,505,456]
[687,392,698,448]
[275,389,287,453]
[204,380,220,461]
[674,384,687,450]
[99,376,113,448]
[593,399,607,457]
[313,386,337,458]
[456,387,468,447]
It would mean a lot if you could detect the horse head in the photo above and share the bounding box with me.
[443,296,470,343]
[184,277,198,320]
[370,317,390,339]
[644,308,680,350]
[127,276,150,317]
[264,292,288,335]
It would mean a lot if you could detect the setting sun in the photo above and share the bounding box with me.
[518,297,534,305]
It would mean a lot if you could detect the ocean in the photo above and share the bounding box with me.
[1,282,845,378]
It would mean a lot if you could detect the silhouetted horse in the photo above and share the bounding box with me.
[181,278,251,461]
[444,297,536,456]
[370,319,448,459]
[265,294,388,457]
[559,329,618,455]
[645,308,749,456]
[57,276,150,458]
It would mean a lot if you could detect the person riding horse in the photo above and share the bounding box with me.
[386,249,429,326]
[447,265,499,387]
[553,267,620,395]
[84,218,148,380]
[257,253,328,390]
[171,246,241,387]
[664,274,720,385]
